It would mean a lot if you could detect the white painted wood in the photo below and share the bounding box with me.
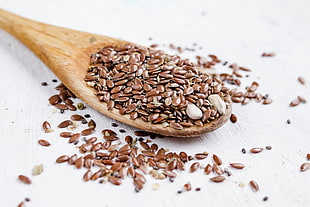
[0,0,309,206]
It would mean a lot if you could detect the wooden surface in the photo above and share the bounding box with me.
[0,0,309,206]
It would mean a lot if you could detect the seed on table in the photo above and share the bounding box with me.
[290,98,300,107]
[297,95,307,103]
[249,180,259,191]
[55,103,67,110]
[204,164,212,175]
[69,133,80,143]
[75,157,84,169]
[42,121,52,133]
[213,164,224,175]
[71,114,85,121]
[230,114,237,123]
[134,131,149,137]
[18,202,25,207]
[184,182,192,191]
[88,119,96,128]
[60,132,73,138]
[307,154,310,160]
[262,98,272,105]
[38,139,51,147]
[18,175,32,184]
[81,128,95,136]
[108,176,122,185]
[57,120,73,128]
[241,148,246,154]
[209,176,225,183]
[300,162,310,172]
[68,154,77,165]
[212,154,222,165]
[262,196,269,201]
[250,147,264,154]
[194,153,208,160]
[83,170,92,181]
[265,145,272,150]
[56,155,69,163]
[67,104,77,111]
[190,162,200,173]
[229,163,245,169]
[298,76,305,85]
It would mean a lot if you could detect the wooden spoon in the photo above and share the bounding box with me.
[0,9,231,137]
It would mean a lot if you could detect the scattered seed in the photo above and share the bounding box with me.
[195,187,201,191]
[18,201,25,207]
[290,98,300,107]
[57,120,73,128]
[190,162,200,173]
[249,180,259,191]
[111,123,118,127]
[307,154,310,160]
[262,196,269,201]
[25,198,30,202]
[286,119,291,124]
[38,139,51,147]
[209,176,225,183]
[230,114,237,123]
[229,163,245,169]
[300,162,310,172]
[298,76,305,85]
[204,164,212,175]
[212,154,222,165]
[265,145,272,150]
[56,155,69,163]
[18,175,32,184]
[250,148,264,154]
[41,82,48,86]
[77,102,85,110]
[42,121,52,133]
[184,182,192,191]
[81,128,95,136]
[241,148,246,154]
[298,95,307,103]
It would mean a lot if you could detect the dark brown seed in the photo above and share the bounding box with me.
[60,132,73,138]
[42,121,51,132]
[75,157,84,169]
[69,133,80,143]
[241,148,246,154]
[134,131,149,137]
[57,120,73,128]
[38,139,51,147]
[81,128,95,136]
[230,114,237,123]
[18,175,32,184]
[128,167,136,178]
[184,182,192,191]
[250,148,264,154]
[204,164,212,175]
[300,162,310,172]
[212,154,222,165]
[71,114,85,121]
[190,162,200,173]
[210,176,225,183]
[91,170,102,180]
[179,152,188,162]
[167,159,177,171]
[229,163,245,169]
[111,123,118,127]
[88,119,96,128]
[140,142,150,150]
[307,154,310,160]
[195,153,208,160]
[49,95,61,105]
[55,103,67,110]
[83,170,92,181]
[135,172,146,183]
[25,198,30,202]
[56,155,69,163]
[170,122,183,130]
[290,98,300,107]
[262,196,269,201]
[18,202,25,207]
[108,176,122,185]
[249,180,259,191]
[265,145,272,150]
[298,76,305,85]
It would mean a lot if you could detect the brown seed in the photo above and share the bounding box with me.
[230,114,237,123]
[204,164,212,175]
[184,182,192,191]
[18,175,32,184]
[194,153,208,160]
[128,167,136,178]
[262,98,272,105]
[307,154,310,160]
[18,201,25,207]
[56,155,69,163]
[250,147,264,154]
[88,119,96,128]
[91,170,102,180]
[81,128,95,136]
[140,142,150,150]
[38,139,51,147]
[229,163,245,169]
[249,180,259,191]
[298,95,307,103]
[83,170,92,181]
[213,164,224,175]
[55,103,67,110]
[190,162,200,173]
[298,76,305,85]
[210,176,225,183]
[169,122,183,130]
[71,114,85,121]
[300,162,310,172]
[108,176,122,185]
[69,133,80,143]
[75,157,84,169]
[134,131,149,137]
[134,178,144,192]
[60,132,73,138]
[42,121,51,132]
[212,154,222,165]
[68,154,77,165]
[57,120,73,128]
[290,98,300,107]
[49,95,61,105]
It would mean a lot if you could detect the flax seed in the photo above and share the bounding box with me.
[210,176,225,183]
[18,175,32,184]
[190,162,200,173]
[249,180,259,191]
[56,155,69,163]
[81,128,95,136]
[229,163,245,169]
[250,148,264,154]
[300,162,310,172]
[290,98,300,107]
[212,154,222,165]
[42,121,52,133]
[298,76,305,85]
[60,132,73,138]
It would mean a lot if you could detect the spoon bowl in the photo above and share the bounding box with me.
[0,9,231,137]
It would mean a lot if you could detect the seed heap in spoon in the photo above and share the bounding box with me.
[84,44,230,130]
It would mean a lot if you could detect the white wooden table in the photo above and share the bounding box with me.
[0,0,309,206]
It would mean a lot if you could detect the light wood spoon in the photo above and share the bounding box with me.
[0,9,231,137]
